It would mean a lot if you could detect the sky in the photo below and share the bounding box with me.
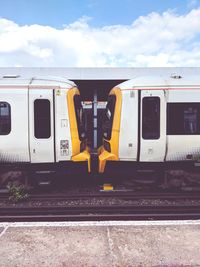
[0,0,200,67]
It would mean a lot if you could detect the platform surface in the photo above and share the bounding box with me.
[0,220,200,267]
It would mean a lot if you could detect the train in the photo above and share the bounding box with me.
[2,73,200,182]
[0,75,91,176]
[99,74,200,176]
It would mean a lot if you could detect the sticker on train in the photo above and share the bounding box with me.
[60,140,69,156]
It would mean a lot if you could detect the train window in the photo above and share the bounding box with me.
[0,102,11,135]
[74,95,86,141]
[34,99,51,139]
[167,103,200,135]
[142,97,160,139]
[102,95,116,140]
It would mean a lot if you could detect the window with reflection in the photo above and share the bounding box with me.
[142,97,160,139]
[34,99,51,138]
[102,95,116,140]
[0,102,11,135]
[167,103,200,135]
[74,95,86,141]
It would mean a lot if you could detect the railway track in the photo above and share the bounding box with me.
[1,191,200,221]
[0,205,200,221]
[1,191,200,201]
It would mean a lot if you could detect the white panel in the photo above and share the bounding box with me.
[168,90,200,102]
[29,89,54,163]
[54,88,72,162]
[0,89,29,162]
[119,90,138,160]
[1,67,200,80]
[140,90,166,162]
[166,136,200,161]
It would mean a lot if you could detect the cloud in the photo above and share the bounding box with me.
[1,9,200,67]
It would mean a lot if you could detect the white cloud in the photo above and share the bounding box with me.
[1,9,200,67]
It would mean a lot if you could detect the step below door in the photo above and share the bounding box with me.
[29,89,54,163]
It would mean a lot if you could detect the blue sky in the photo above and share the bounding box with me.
[0,0,200,67]
[0,0,199,27]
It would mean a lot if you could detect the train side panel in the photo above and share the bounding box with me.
[119,90,138,161]
[54,88,72,162]
[0,88,30,163]
[99,77,200,173]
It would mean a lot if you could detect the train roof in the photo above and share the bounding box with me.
[0,75,76,88]
[117,74,200,90]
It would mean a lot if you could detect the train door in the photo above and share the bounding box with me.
[0,88,29,163]
[29,89,55,163]
[139,90,166,162]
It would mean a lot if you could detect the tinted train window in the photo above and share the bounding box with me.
[0,102,11,135]
[34,99,51,139]
[102,95,116,140]
[142,97,160,139]
[167,103,200,135]
[74,95,86,140]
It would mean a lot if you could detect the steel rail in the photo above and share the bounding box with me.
[1,191,200,201]
[0,205,200,222]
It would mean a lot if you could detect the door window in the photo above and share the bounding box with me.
[74,95,86,140]
[34,99,51,139]
[102,95,116,140]
[142,97,160,139]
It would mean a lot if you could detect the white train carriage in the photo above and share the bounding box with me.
[0,75,90,173]
[99,74,200,173]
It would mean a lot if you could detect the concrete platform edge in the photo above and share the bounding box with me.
[0,219,200,228]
